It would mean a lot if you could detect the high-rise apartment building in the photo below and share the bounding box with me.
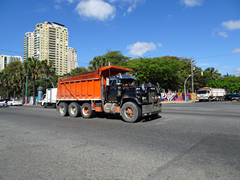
[0,55,23,71]
[33,22,69,75]
[23,32,34,61]
[67,47,78,73]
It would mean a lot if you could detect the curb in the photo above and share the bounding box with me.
[162,100,198,104]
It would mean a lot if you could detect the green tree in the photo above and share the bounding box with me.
[11,73,21,98]
[204,67,221,80]
[25,57,41,105]
[70,67,88,75]
[102,50,131,66]
[1,61,22,74]
[0,72,4,98]
[124,56,184,92]
[17,64,27,103]
[1,61,23,98]
[88,56,107,71]
[40,60,56,89]
[2,72,11,98]
[88,50,131,71]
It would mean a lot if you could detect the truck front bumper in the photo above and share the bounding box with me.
[142,102,162,116]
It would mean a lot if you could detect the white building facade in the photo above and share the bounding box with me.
[0,55,23,71]
[23,32,34,61]
[67,47,78,73]
[33,22,69,75]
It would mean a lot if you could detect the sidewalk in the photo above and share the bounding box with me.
[162,100,199,104]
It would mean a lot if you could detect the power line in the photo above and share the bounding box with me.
[0,48,23,54]
[0,48,90,65]
[195,53,239,59]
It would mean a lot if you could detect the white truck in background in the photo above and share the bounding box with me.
[197,87,226,102]
[42,88,57,108]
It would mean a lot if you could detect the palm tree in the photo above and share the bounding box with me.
[40,59,55,89]
[10,73,21,98]
[17,63,27,103]
[88,56,107,71]
[204,67,221,80]
[25,57,41,105]
[2,72,11,98]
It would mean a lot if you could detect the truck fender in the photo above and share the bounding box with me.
[120,95,141,107]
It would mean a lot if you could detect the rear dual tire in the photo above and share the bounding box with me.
[81,103,94,118]
[58,102,68,117]
[59,102,95,118]
[68,102,81,118]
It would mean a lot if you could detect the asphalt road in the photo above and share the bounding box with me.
[0,101,240,180]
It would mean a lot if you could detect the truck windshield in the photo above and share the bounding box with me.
[197,90,207,94]
[119,79,135,86]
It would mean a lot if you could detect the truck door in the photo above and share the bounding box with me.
[106,79,118,102]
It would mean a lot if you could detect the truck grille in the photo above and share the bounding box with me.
[147,88,156,103]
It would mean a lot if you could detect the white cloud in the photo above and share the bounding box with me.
[123,4,136,16]
[127,4,136,13]
[34,4,47,13]
[234,67,240,76]
[55,0,74,3]
[110,0,144,16]
[127,42,157,56]
[157,43,163,47]
[232,48,240,54]
[221,19,240,30]
[75,0,116,21]
[55,5,62,10]
[218,32,228,38]
[55,0,64,3]
[167,14,172,20]
[180,0,203,7]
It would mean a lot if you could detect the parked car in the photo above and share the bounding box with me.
[0,99,7,107]
[231,95,240,101]
[224,94,235,100]
[7,99,23,106]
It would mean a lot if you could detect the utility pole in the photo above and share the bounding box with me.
[25,76,28,105]
[184,75,191,102]
[191,59,194,102]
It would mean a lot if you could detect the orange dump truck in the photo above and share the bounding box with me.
[56,66,162,123]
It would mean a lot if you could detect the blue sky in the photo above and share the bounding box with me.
[0,0,239,76]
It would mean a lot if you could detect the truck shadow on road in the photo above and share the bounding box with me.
[95,113,162,123]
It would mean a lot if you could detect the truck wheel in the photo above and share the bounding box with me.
[81,103,94,118]
[68,102,81,118]
[44,103,47,108]
[121,102,141,123]
[52,104,56,108]
[208,98,211,102]
[58,102,68,117]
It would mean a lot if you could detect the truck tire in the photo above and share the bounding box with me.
[208,97,211,102]
[81,103,94,118]
[121,102,141,123]
[44,103,47,108]
[52,103,56,108]
[58,102,68,117]
[68,102,81,118]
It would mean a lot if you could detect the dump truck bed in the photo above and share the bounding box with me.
[56,66,132,101]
